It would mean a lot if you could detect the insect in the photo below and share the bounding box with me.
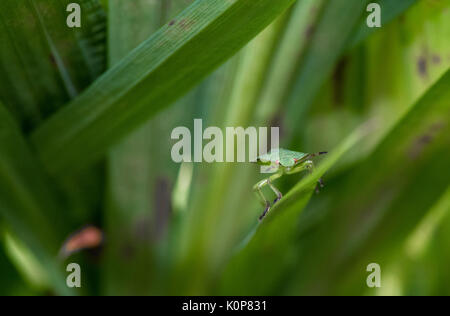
[254,148,327,221]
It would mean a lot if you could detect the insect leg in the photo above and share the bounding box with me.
[318,177,325,188]
[267,178,282,204]
[254,171,284,220]
[259,204,271,221]
[253,178,270,208]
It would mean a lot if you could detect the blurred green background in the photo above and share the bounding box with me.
[0,0,449,296]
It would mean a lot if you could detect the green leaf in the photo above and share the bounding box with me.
[400,187,450,295]
[0,0,106,130]
[256,0,326,122]
[283,0,370,138]
[0,103,75,295]
[287,68,450,295]
[102,0,171,296]
[30,0,297,177]
[282,0,419,144]
[0,230,32,295]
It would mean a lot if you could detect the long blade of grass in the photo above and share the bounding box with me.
[103,0,191,295]
[283,0,370,139]
[0,0,106,130]
[0,230,32,295]
[287,68,450,295]
[282,0,419,145]
[399,187,450,295]
[255,0,326,122]
[30,0,297,177]
[0,104,75,295]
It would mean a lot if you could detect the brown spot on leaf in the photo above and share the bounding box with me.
[49,54,56,66]
[169,20,175,26]
[332,57,348,105]
[431,54,441,64]
[408,121,446,159]
[305,25,315,39]
[178,18,195,31]
[153,177,172,241]
[417,56,428,77]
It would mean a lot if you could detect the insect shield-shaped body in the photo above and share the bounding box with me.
[256,148,310,172]
[253,149,327,220]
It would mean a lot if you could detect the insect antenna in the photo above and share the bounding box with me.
[309,151,328,158]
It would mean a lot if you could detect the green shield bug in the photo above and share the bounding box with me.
[254,148,327,221]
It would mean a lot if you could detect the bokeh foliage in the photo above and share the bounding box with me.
[0,0,449,295]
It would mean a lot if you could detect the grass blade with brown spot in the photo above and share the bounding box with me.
[30,0,297,177]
